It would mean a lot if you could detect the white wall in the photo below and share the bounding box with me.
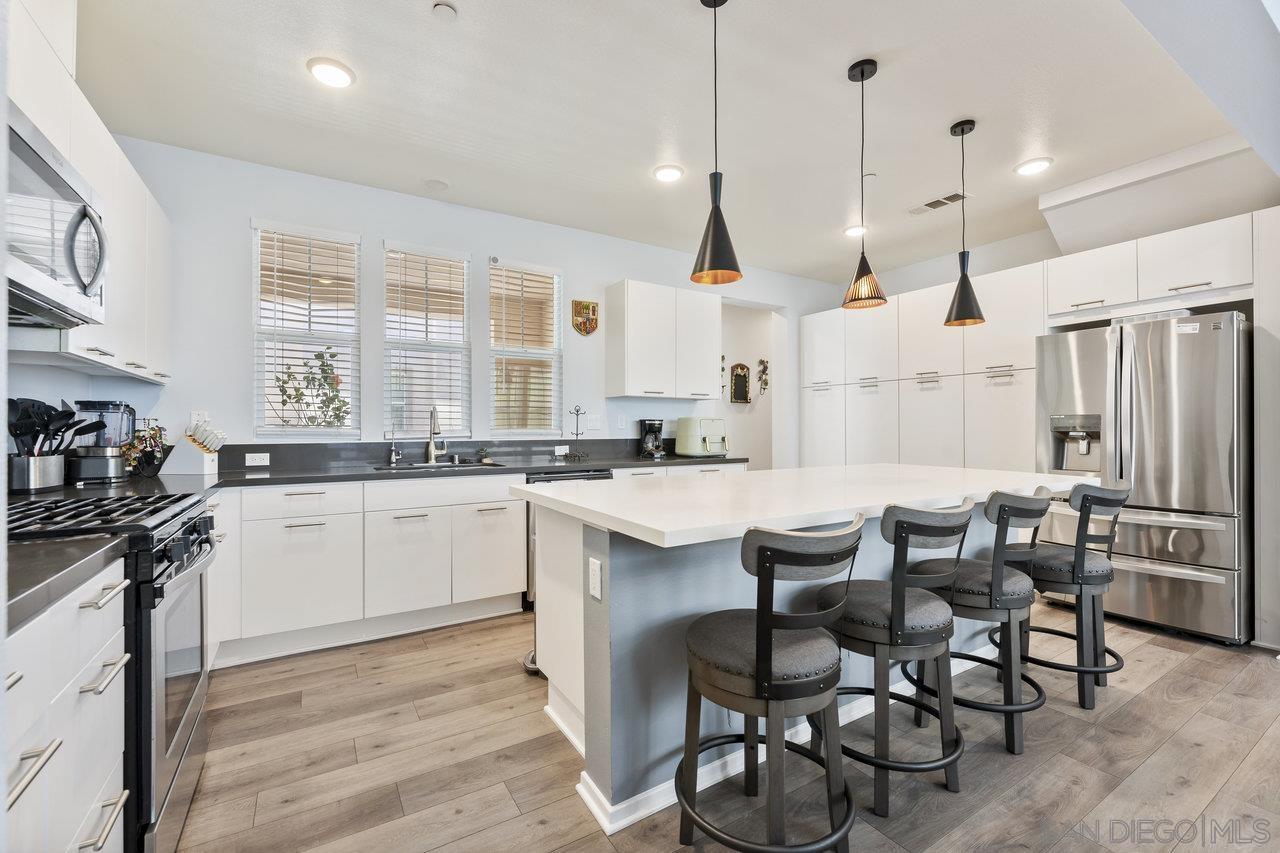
[70,137,841,467]
[717,304,774,470]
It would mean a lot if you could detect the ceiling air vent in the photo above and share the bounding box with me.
[908,192,968,215]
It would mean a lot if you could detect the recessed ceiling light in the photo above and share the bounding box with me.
[432,1,458,22]
[844,225,867,238]
[1015,157,1053,176]
[653,164,684,183]
[307,58,355,88]
[422,178,450,192]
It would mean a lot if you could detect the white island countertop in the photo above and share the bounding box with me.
[511,463,1095,548]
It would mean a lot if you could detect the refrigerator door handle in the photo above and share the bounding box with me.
[1110,556,1228,585]
[1104,325,1122,485]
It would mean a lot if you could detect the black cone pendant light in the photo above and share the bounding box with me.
[690,0,742,285]
[842,59,887,309]
[944,119,985,326]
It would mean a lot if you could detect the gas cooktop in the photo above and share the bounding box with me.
[7,494,204,540]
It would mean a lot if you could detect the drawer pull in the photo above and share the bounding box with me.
[476,506,509,513]
[154,372,172,379]
[699,469,721,473]
[984,364,1014,371]
[811,379,829,385]
[214,532,228,543]
[915,378,941,385]
[858,375,878,381]
[629,471,657,476]
[284,521,326,529]
[80,579,130,611]
[393,513,432,520]
[1069,299,1105,309]
[986,372,1016,380]
[283,490,326,497]
[915,371,939,376]
[4,671,21,691]
[85,346,116,357]
[642,390,666,395]
[1169,281,1212,293]
[7,739,61,810]
[858,382,880,389]
[77,789,129,850]
[690,392,711,397]
[125,361,148,369]
[80,653,131,695]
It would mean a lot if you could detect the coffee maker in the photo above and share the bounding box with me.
[638,419,665,460]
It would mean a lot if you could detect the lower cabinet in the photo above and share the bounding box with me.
[364,508,453,618]
[242,513,364,637]
[964,369,1036,472]
[207,488,242,662]
[451,501,527,603]
[899,376,965,467]
[801,385,846,467]
[844,380,899,464]
[666,463,748,476]
[612,467,667,479]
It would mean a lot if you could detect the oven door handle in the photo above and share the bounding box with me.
[150,537,217,607]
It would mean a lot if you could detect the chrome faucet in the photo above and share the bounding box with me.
[388,442,402,466]
[426,405,447,464]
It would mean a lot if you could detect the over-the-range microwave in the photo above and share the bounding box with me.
[7,99,107,328]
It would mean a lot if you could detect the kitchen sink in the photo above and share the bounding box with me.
[373,461,505,471]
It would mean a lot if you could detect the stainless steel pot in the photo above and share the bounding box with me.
[8,454,66,493]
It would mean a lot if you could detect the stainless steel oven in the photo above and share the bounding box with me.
[7,99,108,327]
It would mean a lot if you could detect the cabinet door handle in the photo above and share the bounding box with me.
[1168,281,1212,292]
[809,386,831,393]
[690,392,711,397]
[79,654,131,695]
[858,382,880,389]
[699,469,721,473]
[284,521,326,529]
[858,376,878,381]
[125,361,148,369]
[85,346,116,357]
[80,579,130,610]
[915,378,941,385]
[153,372,172,379]
[476,506,509,513]
[984,364,1014,371]
[393,513,432,520]
[214,532,228,543]
[7,739,62,810]
[77,789,129,850]
[283,490,326,497]
[986,372,1016,380]
[4,671,22,691]
[643,390,666,395]
[1069,299,1105,309]
[630,471,657,476]
[915,371,939,376]
[810,379,829,385]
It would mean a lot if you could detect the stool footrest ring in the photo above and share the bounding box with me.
[827,686,965,773]
[898,654,1047,715]
[989,625,1124,675]
[674,732,857,853]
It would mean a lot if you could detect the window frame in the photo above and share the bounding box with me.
[488,257,564,437]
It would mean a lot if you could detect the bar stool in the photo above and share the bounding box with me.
[900,490,1051,755]
[677,517,864,852]
[999,483,1129,710]
[809,501,970,818]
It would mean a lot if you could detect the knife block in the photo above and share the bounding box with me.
[162,434,219,476]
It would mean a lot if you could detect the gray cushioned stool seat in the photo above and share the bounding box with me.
[817,579,953,645]
[686,609,840,695]
[1021,543,1114,583]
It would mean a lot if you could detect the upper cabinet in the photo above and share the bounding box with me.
[800,309,845,387]
[963,262,1044,372]
[8,0,76,152]
[844,296,898,382]
[19,0,77,74]
[898,282,965,378]
[1136,214,1252,302]
[1045,241,1138,315]
[605,279,720,399]
[145,195,173,381]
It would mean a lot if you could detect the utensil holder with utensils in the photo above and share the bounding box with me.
[8,454,65,494]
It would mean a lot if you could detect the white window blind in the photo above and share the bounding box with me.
[384,246,470,437]
[489,260,562,434]
[254,227,360,435]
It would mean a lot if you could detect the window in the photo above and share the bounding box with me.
[489,259,562,433]
[384,244,470,437]
[254,226,360,435]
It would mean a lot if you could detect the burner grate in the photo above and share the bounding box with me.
[7,494,201,539]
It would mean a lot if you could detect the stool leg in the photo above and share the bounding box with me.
[806,712,822,754]
[873,644,891,817]
[1021,616,1031,663]
[913,659,931,727]
[1076,596,1096,710]
[766,702,787,845]
[678,674,701,845]
[821,699,850,853]
[1001,617,1024,755]
[1092,593,1108,687]
[744,715,759,797]
[935,646,960,793]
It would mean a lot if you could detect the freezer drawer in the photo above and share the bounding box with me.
[1042,504,1243,571]
[1104,556,1247,643]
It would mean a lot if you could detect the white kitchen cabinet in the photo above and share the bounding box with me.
[844,296,898,383]
[6,716,55,853]
[605,279,676,398]
[843,380,899,465]
[611,466,668,479]
[666,463,748,476]
[7,0,75,153]
[898,283,966,378]
[1137,213,1253,301]
[364,508,453,617]
[207,489,242,663]
[1045,241,1138,315]
[451,501,527,603]
[675,288,722,399]
[899,375,964,467]
[144,192,174,381]
[800,385,845,467]
[800,309,846,387]
[241,482,364,520]
[17,0,77,75]
[963,262,1044,372]
[241,513,364,637]
[964,369,1036,472]
[364,474,523,512]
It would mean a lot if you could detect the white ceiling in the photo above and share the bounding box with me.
[74,0,1233,284]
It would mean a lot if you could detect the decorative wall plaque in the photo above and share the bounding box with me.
[571,300,599,336]
[729,362,751,404]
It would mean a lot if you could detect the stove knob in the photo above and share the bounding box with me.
[166,539,188,563]
[197,515,214,537]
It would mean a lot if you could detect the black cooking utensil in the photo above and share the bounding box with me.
[56,420,104,453]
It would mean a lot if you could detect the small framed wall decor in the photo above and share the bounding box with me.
[729,362,751,404]
[571,300,599,336]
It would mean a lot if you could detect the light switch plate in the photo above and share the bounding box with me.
[244,452,270,467]
[588,557,602,600]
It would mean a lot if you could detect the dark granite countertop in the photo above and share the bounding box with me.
[8,535,128,634]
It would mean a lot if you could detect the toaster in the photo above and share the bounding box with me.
[675,416,729,457]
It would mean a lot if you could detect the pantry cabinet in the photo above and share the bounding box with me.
[1045,241,1138,315]
[800,385,845,467]
[605,280,722,399]
[801,309,845,387]
[963,263,1044,371]
[844,380,898,464]
[963,369,1036,472]
[1137,213,1253,301]
[451,501,528,603]
[364,508,452,618]
[898,283,966,378]
[675,288,722,399]
[898,375,964,467]
[844,296,898,382]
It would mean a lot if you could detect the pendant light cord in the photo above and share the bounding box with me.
[960,130,967,251]
[859,79,866,253]
[713,5,719,174]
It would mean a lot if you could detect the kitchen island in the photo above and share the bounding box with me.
[511,463,1093,833]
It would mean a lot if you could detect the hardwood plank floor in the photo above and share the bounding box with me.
[178,602,1280,852]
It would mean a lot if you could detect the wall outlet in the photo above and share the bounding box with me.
[588,557,603,601]
[244,452,270,467]
[588,415,602,431]
[189,410,208,425]
[617,416,626,431]
[553,445,570,457]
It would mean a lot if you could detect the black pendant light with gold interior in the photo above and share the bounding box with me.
[944,119,984,326]
[690,0,742,285]
[842,59,887,309]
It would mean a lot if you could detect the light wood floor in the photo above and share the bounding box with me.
[179,599,1280,853]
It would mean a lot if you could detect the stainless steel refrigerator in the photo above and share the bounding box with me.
[1036,310,1251,643]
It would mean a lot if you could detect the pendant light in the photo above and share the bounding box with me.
[690,0,742,285]
[842,59,887,309]
[944,119,985,326]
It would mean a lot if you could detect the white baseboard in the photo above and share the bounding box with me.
[579,643,995,835]
[545,682,585,757]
